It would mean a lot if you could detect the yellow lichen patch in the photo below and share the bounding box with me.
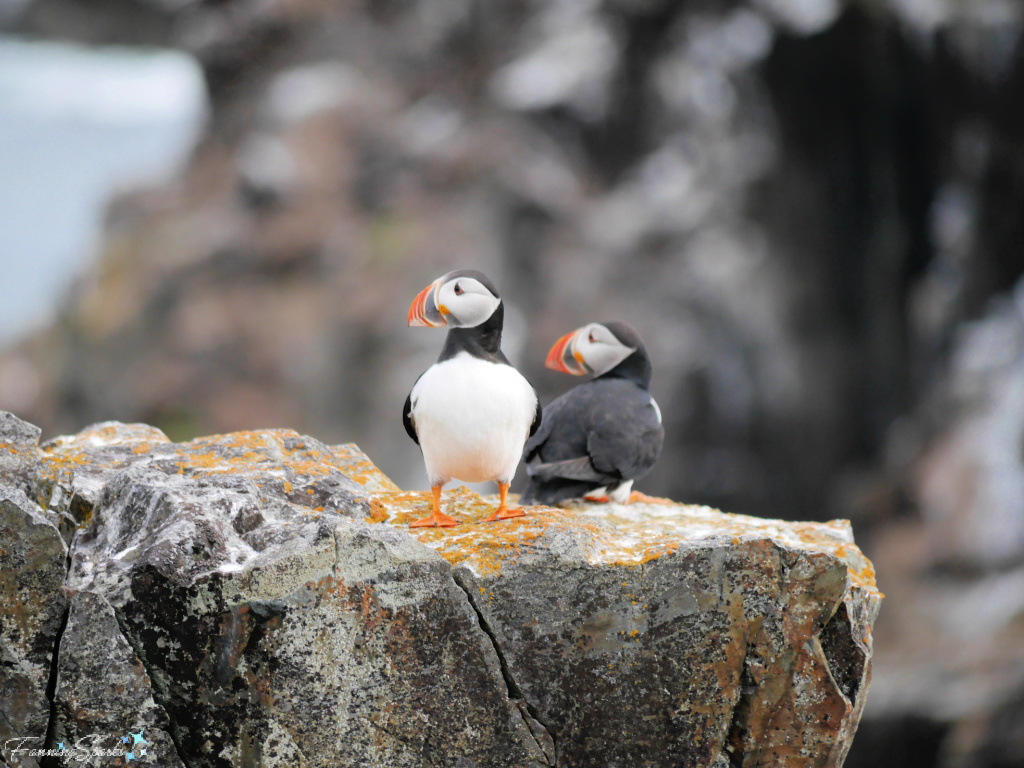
[361,477,879,594]
[329,444,403,494]
[358,486,601,576]
[32,428,393,522]
[364,498,389,524]
[407,502,583,577]
[569,502,881,594]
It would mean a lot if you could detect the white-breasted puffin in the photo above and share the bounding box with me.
[404,269,542,527]
[520,321,664,506]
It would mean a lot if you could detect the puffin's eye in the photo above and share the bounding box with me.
[588,332,595,343]
[454,283,463,296]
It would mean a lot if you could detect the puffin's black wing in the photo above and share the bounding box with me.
[527,455,605,482]
[529,396,542,438]
[403,391,418,444]
[521,378,662,505]
[403,371,427,445]
[585,418,664,483]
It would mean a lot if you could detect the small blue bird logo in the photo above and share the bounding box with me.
[122,729,149,761]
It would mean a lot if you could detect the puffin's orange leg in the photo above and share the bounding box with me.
[627,490,673,505]
[484,482,525,522]
[410,485,461,527]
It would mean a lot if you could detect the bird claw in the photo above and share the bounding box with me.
[483,506,525,522]
[410,511,461,528]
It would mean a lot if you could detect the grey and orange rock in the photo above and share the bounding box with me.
[0,412,881,767]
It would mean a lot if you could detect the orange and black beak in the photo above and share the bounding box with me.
[545,328,590,375]
[408,277,448,327]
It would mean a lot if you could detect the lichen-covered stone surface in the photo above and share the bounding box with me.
[0,485,67,760]
[0,413,881,767]
[0,411,41,492]
[51,591,185,768]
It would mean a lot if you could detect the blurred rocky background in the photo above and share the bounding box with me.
[1,0,1023,765]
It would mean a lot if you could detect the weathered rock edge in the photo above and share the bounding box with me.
[0,412,882,768]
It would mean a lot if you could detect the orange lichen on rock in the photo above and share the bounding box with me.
[572,502,881,594]
[330,443,402,494]
[31,425,376,525]
[37,425,347,484]
[341,458,879,596]
[36,421,879,598]
[5,418,882,767]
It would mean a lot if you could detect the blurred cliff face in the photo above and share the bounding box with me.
[4,0,1022,517]
[3,1,1024,765]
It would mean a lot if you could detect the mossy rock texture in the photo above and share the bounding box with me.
[0,412,880,767]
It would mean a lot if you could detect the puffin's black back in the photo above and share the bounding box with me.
[520,375,663,505]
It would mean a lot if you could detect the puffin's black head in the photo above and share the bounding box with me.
[546,320,652,385]
[408,270,501,329]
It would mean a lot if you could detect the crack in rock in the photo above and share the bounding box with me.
[5,417,881,766]
[452,571,557,767]
[722,642,755,768]
[39,605,70,763]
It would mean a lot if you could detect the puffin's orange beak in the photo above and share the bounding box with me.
[408,278,447,327]
[545,329,590,375]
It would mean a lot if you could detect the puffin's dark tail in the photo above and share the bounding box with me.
[519,479,542,506]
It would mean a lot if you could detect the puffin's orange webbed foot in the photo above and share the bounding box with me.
[483,506,526,522]
[410,511,462,528]
[483,482,526,522]
[410,485,461,528]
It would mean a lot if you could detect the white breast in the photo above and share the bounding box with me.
[410,353,537,486]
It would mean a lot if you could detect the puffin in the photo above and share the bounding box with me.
[520,321,664,506]
[404,269,542,527]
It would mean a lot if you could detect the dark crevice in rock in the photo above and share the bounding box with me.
[39,603,70,767]
[819,601,865,703]
[451,571,556,767]
[112,608,195,768]
[39,528,76,764]
[723,643,755,768]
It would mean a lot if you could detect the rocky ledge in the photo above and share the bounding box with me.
[0,411,881,767]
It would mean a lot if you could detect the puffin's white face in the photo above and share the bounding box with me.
[408,274,501,329]
[436,276,500,328]
[546,322,635,377]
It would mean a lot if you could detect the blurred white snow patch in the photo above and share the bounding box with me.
[720,9,775,65]
[0,36,207,346]
[656,10,773,123]
[754,0,842,35]
[397,95,464,156]
[883,0,1022,80]
[0,37,206,125]
[491,12,618,121]
[930,183,976,254]
[237,133,299,197]
[885,0,948,33]
[264,62,368,126]
[887,0,1023,34]
[687,9,775,73]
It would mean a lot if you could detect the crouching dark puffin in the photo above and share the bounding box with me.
[520,321,664,506]
[404,270,542,527]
